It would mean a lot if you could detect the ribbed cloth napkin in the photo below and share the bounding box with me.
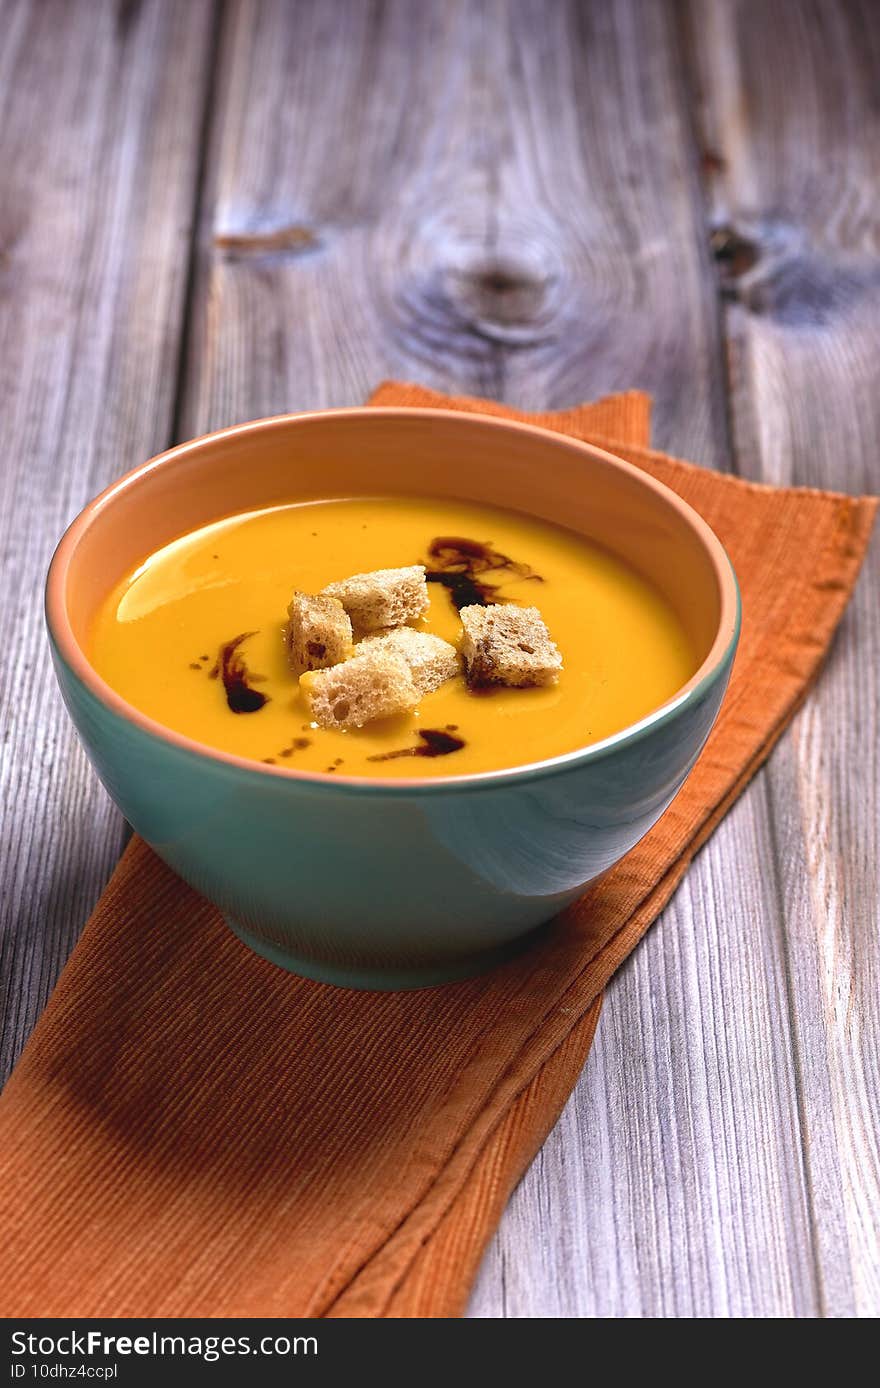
[0,386,874,1318]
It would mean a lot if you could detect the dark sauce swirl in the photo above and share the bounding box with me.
[424,536,541,611]
[209,632,270,714]
[367,729,466,762]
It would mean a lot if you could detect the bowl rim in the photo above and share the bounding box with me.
[45,406,742,795]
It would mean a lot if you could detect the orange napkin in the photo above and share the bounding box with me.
[0,386,874,1319]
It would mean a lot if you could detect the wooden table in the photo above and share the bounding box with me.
[2,0,878,1318]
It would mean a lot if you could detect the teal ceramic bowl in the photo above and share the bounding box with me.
[46,408,740,988]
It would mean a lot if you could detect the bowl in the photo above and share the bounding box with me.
[46,408,740,989]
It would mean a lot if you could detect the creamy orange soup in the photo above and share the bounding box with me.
[89,497,697,778]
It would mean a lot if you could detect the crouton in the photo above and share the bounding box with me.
[285,591,353,676]
[358,628,460,695]
[459,604,562,688]
[300,648,419,729]
[322,565,428,634]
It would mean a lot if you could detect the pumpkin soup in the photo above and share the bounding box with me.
[88,496,697,778]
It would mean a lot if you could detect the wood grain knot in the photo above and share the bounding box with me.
[391,252,557,356]
[390,239,562,362]
[450,259,550,332]
[712,220,880,324]
[710,224,760,291]
[213,224,319,261]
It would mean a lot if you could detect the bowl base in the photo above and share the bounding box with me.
[224,915,554,991]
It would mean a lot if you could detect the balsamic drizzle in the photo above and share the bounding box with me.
[423,536,542,611]
[209,632,270,714]
[368,729,466,762]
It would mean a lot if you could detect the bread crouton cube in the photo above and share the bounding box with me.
[285,591,353,676]
[459,604,562,688]
[300,648,419,729]
[321,565,428,635]
[358,628,460,695]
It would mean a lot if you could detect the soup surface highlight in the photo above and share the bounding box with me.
[89,497,697,778]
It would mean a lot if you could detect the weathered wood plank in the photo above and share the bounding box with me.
[470,806,821,1317]
[181,0,728,461]
[686,0,880,1317]
[183,0,824,1317]
[473,0,880,1319]
[0,0,217,1082]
